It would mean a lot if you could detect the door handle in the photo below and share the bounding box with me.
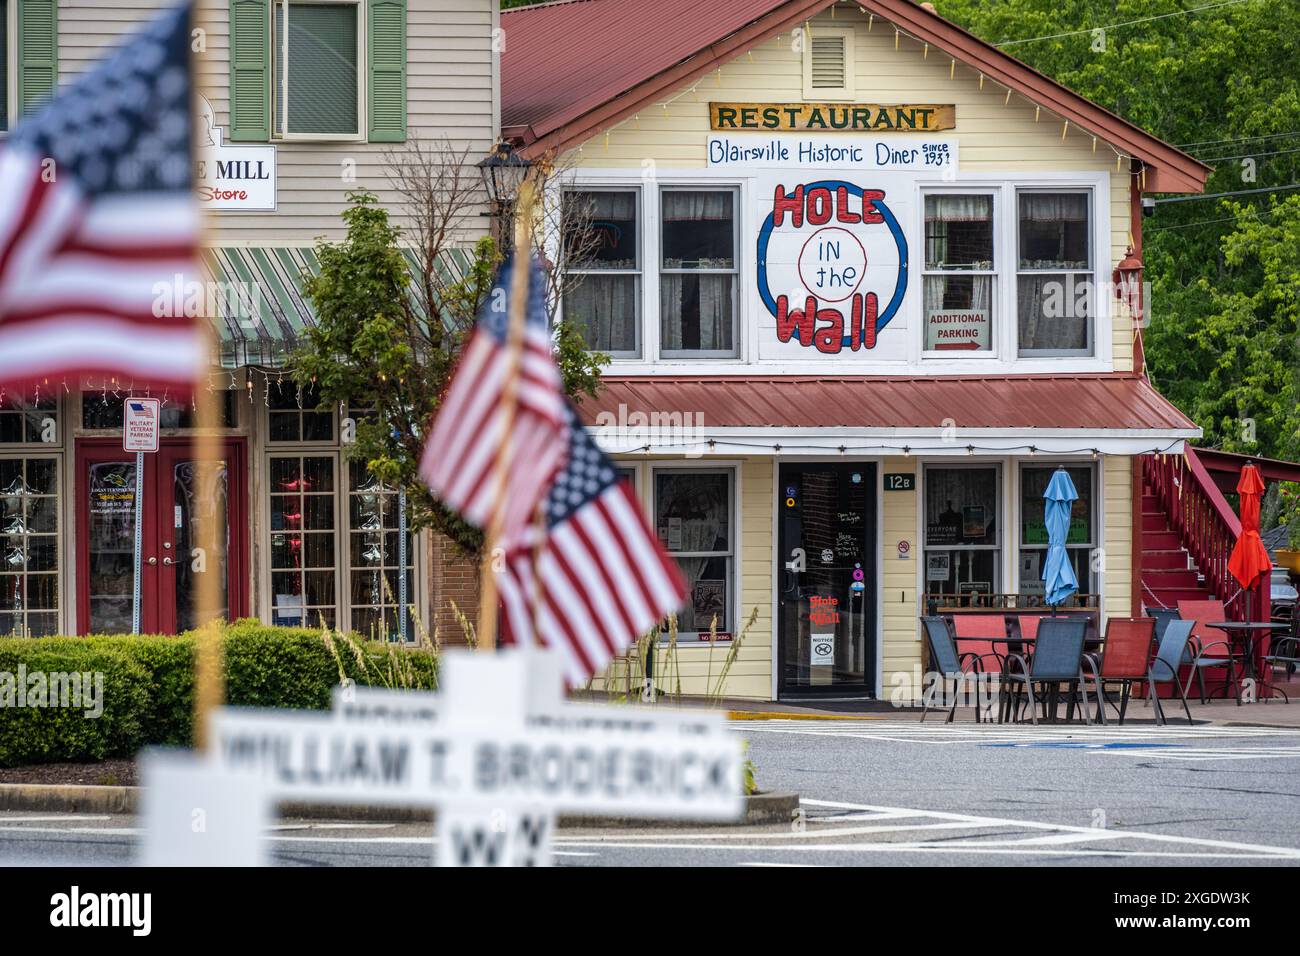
[162,557,175,566]
[147,557,157,566]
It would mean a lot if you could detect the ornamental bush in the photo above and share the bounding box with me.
[0,620,438,767]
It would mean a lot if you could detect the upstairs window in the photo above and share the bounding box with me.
[923,194,995,354]
[1017,191,1093,355]
[802,27,854,100]
[564,189,641,357]
[660,188,738,357]
[273,0,362,139]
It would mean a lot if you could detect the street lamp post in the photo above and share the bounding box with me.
[478,141,533,247]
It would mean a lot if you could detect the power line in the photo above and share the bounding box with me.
[1152,182,1300,204]
[1197,145,1300,163]
[1178,130,1300,149]
[995,0,1258,47]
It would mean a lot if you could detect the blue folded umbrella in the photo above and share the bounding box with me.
[1041,468,1080,608]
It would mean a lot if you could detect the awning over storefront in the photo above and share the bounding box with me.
[200,246,477,369]
[578,373,1201,457]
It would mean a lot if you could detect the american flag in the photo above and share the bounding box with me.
[497,402,688,687]
[0,2,202,388]
[420,254,568,542]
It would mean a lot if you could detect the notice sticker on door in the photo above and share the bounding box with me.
[811,632,835,666]
[175,505,183,529]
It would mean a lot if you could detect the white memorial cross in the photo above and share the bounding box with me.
[140,648,742,866]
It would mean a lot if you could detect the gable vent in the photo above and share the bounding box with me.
[809,35,848,89]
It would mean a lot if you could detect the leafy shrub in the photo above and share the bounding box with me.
[0,620,438,767]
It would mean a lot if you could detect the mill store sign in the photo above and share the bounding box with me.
[196,96,277,211]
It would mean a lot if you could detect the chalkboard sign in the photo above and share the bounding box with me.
[883,473,915,491]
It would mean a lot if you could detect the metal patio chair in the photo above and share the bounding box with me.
[1087,617,1156,724]
[1002,617,1093,725]
[921,616,999,723]
[1145,618,1197,725]
[1177,599,1242,704]
[1144,606,1181,645]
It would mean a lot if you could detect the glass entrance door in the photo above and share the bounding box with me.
[777,463,877,696]
[77,439,245,634]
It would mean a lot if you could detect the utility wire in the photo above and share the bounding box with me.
[1196,145,1300,163]
[995,0,1258,46]
[1151,182,1300,204]
[1178,130,1300,149]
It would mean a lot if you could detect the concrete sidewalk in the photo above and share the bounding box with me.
[715,674,1300,727]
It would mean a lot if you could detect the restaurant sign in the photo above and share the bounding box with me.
[711,102,955,133]
[196,96,277,211]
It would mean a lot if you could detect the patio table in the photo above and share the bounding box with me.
[1204,621,1291,701]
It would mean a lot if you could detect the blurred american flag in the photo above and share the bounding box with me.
[0,2,202,388]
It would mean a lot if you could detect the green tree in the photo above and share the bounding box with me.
[936,0,1300,465]
[293,184,607,556]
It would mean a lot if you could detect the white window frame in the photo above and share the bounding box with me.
[802,25,855,101]
[920,187,999,359]
[658,184,741,360]
[272,0,367,144]
[651,463,739,642]
[562,185,643,360]
[1014,186,1096,358]
[921,462,1004,600]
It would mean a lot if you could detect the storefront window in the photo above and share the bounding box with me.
[660,188,737,356]
[267,381,333,442]
[1,390,57,444]
[924,465,1000,603]
[0,457,59,636]
[654,470,732,638]
[1019,464,1095,604]
[347,462,413,642]
[564,189,640,356]
[923,193,994,353]
[1017,190,1092,354]
[268,455,337,628]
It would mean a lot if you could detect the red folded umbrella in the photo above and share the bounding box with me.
[1228,463,1271,590]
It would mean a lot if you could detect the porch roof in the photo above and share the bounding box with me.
[200,245,477,369]
[578,373,1201,457]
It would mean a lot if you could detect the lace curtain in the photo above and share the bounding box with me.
[661,276,732,351]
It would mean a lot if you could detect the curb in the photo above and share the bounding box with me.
[0,783,800,828]
[727,712,886,721]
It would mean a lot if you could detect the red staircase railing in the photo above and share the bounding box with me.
[1141,448,1265,623]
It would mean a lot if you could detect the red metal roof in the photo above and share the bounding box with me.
[501,0,1209,193]
[576,374,1198,432]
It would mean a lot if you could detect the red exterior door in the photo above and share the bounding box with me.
[76,438,247,634]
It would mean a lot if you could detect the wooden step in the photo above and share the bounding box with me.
[1146,587,1216,604]
[1144,530,1183,550]
[1143,549,1191,570]
[1141,513,1169,532]
[1141,568,1200,588]
[1141,494,1161,511]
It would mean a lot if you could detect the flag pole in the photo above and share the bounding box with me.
[475,180,537,651]
[192,4,224,747]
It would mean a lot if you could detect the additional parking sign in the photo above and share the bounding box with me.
[123,398,160,452]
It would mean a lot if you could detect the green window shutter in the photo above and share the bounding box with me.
[229,0,270,141]
[367,0,406,142]
[16,0,58,116]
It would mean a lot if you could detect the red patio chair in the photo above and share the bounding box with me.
[951,615,1010,672]
[1177,599,1242,703]
[1090,617,1156,724]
